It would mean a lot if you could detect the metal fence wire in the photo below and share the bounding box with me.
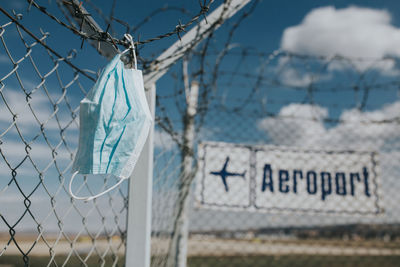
[0,0,255,266]
[0,8,127,267]
[2,1,400,267]
[151,48,400,267]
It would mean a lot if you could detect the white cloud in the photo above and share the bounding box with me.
[0,88,77,132]
[277,65,314,87]
[257,101,400,151]
[274,58,333,87]
[0,139,73,165]
[0,88,77,173]
[258,104,328,147]
[281,6,400,73]
[0,194,46,204]
[153,129,177,150]
[322,102,400,150]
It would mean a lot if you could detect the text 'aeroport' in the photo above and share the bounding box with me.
[261,164,371,201]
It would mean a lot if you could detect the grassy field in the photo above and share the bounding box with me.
[1,255,400,267]
[188,255,400,267]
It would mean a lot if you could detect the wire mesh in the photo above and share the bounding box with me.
[2,1,400,267]
[0,8,127,267]
[0,0,251,266]
[151,48,400,267]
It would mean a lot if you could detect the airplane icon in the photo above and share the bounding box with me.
[210,156,246,192]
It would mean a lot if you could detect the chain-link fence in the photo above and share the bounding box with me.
[0,0,252,266]
[0,6,129,267]
[152,49,400,266]
[2,1,400,267]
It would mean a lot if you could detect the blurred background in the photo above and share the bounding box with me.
[0,0,399,266]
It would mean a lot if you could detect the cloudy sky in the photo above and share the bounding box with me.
[192,1,400,229]
[1,0,400,234]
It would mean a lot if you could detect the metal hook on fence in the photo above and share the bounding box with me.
[122,33,137,69]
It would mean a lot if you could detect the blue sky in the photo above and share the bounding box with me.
[1,0,400,233]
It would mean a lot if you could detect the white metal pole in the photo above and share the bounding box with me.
[61,2,251,267]
[63,0,252,86]
[167,80,199,267]
[125,84,156,267]
[62,0,119,60]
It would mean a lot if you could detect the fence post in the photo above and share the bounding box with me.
[125,83,156,267]
[167,79,199,267]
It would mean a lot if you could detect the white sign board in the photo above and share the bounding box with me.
[195,142,383,215]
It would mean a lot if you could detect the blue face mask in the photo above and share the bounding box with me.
[69,47,152,201]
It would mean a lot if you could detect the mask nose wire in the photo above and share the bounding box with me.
[69,171,127,202]
[122,33,137,69]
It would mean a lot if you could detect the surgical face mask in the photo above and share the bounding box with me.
[69,41,152,201]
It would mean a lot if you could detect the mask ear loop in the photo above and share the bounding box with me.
[121,33,137,69]
[69,171,127,202]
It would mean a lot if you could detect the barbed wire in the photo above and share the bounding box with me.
[26,0,215,50]
[2,1,400,266]
[155,20,400,149]
[82,0,194,36]
[152,33,400,266]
